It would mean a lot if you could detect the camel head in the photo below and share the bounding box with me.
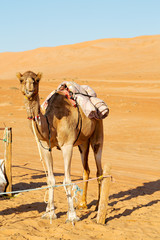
[17,71,42,100]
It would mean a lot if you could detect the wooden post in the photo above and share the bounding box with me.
[4,127,12,196]
[97,163,111,224]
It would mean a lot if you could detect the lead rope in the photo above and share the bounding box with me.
[31,120,48,177]
[37,115,51,152]
[31,120,53,224]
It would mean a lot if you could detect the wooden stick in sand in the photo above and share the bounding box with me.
[97,163,111,224]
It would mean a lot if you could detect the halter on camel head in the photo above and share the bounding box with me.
[16,71,42,101]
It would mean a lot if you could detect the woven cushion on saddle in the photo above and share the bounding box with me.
[41,81,109,119]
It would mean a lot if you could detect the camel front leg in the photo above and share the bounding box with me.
[40,143,57,219]
[61,144,79,223]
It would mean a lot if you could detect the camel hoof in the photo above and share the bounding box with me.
[65,211,80,223]
[78,202,87,209]
[65,216,80,224]
[41,211,57,220]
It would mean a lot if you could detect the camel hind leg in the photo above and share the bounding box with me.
[90,120,103,210]
[78,140,90,209]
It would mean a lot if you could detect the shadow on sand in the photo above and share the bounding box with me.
[0,201,46,216]
[80,179,160,223]
[107,179,160,223]
[1,169,159,223]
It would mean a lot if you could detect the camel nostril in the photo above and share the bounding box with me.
[25,89,34,95]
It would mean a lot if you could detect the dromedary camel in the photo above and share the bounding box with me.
[17,71,104,222]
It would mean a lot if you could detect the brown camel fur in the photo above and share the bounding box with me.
[17,71,104,222]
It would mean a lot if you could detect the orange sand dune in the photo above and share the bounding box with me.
[0,35,160,240]
[0,35,160,80]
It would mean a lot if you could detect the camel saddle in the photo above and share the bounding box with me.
[41,81,109,119]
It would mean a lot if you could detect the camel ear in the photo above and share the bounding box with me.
[16,72,24,83]
[35,72,42,82]
[16,72,22,80]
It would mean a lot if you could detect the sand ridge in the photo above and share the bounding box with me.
[0,35,160,80]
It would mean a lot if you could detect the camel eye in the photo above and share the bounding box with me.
[35,77,40,83]
[20,79,24,83]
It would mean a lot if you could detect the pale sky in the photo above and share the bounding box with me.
[0,0,159,52]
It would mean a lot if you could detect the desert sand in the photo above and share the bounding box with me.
[0,35,160,240]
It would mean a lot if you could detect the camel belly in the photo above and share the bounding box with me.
[75,118,96,145]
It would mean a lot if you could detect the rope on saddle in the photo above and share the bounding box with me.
[73,99,82,145]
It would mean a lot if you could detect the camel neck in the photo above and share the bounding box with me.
[24,94,41,119]
[24,94,49,141]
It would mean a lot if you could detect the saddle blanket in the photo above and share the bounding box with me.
[41,81,109,119]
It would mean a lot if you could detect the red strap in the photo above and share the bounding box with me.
[27,115,40,121]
